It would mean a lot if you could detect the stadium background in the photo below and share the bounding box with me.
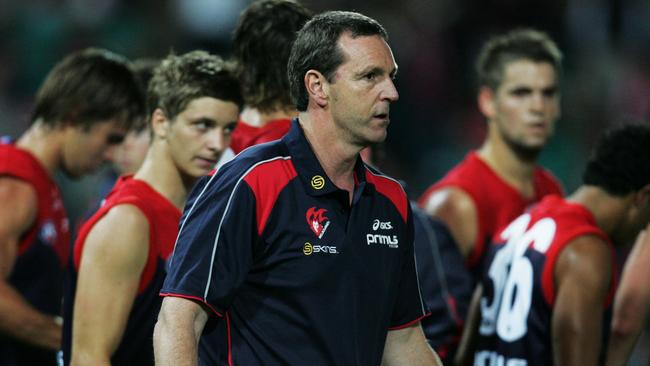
[0,0,648,363]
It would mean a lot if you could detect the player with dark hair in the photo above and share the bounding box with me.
[219,0,311,163]
[417,29,564,360]
[61,51,241,366]
[155,11,441,366]
[459,124,650,365]
[0,48,144,366]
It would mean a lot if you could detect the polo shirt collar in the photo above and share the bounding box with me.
[283,119,368,197]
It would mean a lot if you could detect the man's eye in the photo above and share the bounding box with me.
[365,72,377,80]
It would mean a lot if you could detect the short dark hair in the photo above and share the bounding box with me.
[147,51,243,121]
[582,124,650,196]
[476,28,562,91]
[31,48,145,130]
[288,11,388,111]
[233,0,311,112]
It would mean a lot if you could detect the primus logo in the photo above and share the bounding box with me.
[303,242,338,255]
[372,219,392,231]
[366,234,399,248]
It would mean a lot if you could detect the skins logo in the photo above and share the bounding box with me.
[306,207,330,239]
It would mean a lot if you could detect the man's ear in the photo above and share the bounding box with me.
[634,183,650,208]
[305,70,329,108]
[151,108,169,139]
[478,86,496,119]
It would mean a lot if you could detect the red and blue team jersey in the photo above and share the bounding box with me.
[475,195,616,366]
[161,119,429,365]
[0,142,69,366]
[229,118,292,154]
[61,176,180,366]
[418,152,564,272]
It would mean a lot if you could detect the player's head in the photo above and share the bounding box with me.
[31,48,145,178]
[147,50,242,178]
[582,123,650,243]
[113,58,159,175]
[476,29,562,161]
[233,0,311,113]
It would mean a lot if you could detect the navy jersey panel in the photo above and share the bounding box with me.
[163,120,426,365]
[412,204,472,363]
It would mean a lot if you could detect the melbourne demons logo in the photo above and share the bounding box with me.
[306,207,330,239]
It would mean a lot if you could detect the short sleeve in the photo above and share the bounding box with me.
[389,203,430,329]
[160,171,258,317]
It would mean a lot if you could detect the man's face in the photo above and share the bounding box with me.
[61,119,128,178]
[326,33,399,147]
[165,97,239,178]
[113,128,150,175]
[482,60,560,158]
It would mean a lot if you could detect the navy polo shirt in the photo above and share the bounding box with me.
[161,119,428,365]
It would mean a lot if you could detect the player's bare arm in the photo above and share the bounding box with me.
[0,177,61,350]
[381,323,442,366]
[154,296,210,366]
[71,204,149,366]
[607,226,650,366]
[552,235,612,366]
[421,187,478,259]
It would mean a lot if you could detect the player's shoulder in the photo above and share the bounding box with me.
[363,164,410,222]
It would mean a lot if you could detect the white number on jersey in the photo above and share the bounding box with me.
[479,214,556,342]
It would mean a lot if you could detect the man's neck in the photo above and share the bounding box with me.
[134,141,193,210]
[15,121,64,176]
[239,106,298,127]
[478,137,538,198]
[299,113,359,197]
[567,186,630,238]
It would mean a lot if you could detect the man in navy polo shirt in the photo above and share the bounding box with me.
[154,10,442,366]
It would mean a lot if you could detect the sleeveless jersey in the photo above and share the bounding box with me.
[230,118,292,154]
[0,142,69,366]
[475,195,616,366]
[418,152,563,272]
[61,176,181,366]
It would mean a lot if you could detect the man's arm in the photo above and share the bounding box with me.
[154,296,210,366]
[455,283,483,366]
[0,177,61,350]
[381,323,442,366]
[421,187,478,259]
[607,226,650,366]
[552,235,612,366]
[70,205,149,366]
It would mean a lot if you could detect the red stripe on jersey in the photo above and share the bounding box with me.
[159,292,224,317]
[244,159,297,235]
[388,312,432,330]
[365,170,408,223]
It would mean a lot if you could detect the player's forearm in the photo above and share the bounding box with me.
[0,280,61,350]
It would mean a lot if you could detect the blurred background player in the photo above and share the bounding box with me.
[217,0,311,166]
[460,124,650,365]
[80,58,159,223]
[0,48,144,366]
[417,29,563,357]
[61,51,242,366]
